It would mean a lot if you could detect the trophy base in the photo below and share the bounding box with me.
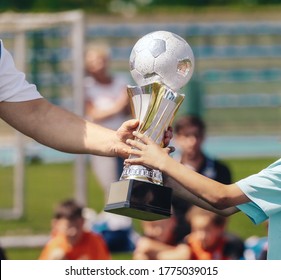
[104,179,172,221]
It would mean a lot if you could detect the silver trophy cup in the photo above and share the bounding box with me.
[104,31,194,220]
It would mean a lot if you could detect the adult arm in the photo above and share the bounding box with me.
[0,99,138,157]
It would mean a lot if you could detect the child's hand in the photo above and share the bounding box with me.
[124,131,171,171]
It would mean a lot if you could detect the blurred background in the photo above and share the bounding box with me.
[0,0,281,259]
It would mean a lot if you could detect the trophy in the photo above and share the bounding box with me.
[104,31,194,221]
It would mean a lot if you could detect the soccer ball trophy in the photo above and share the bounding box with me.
[104,31,194,220]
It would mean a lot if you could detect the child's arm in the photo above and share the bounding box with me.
[125,132,249,210]
[164,175,239,217]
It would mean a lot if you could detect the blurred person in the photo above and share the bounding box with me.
[39,199,110,260]
[171,115,232,243]
[244,221,268,260]
[133,215,178,260]
[244,236,268,260]
[123,132,280,259]
[182,206,244,260]
[83,42,135,252]
[84,42,131,185]
[133,206,244,260]
[0,39,141,161]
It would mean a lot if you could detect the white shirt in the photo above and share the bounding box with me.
[84,74,129,130]
[0,40,42,102]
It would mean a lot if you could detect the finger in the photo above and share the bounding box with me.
[126,139,146,151]
[122,147,131,156]
[123,146,143,156]
[132,131,152,145]
[118,119,140,142]
[124,158,140,165]
[123,119,139,130]
[123,161,131,167]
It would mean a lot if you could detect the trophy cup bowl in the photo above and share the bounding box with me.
[104,31,194,221]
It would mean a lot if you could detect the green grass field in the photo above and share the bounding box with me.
[0,157,276,260]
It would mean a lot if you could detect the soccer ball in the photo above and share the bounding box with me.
[129,30,194,92]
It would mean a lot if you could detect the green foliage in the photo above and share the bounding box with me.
[6,247,42,260]
[1,0,281,13]
[0,166,13,208]
[0,162,109,235]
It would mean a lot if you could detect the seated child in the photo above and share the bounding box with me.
[39,199,110,260]
[183,206,245,260]
[133,215,179,260]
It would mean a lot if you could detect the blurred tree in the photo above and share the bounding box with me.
[0,0,281,14]
[259,0,281,3]
[0,0,35,11]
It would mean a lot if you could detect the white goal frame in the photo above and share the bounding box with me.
[0,10,86,219]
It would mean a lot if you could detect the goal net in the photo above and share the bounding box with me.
[0,10,86,219]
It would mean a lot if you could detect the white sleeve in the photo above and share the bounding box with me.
[0,40,42,102]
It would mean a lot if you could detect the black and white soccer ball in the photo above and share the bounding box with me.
[129,30,194,91]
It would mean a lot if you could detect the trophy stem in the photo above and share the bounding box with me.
[121,164,163,185]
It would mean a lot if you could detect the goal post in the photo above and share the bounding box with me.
[0,10,87,219]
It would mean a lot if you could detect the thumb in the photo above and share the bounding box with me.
[122,119,139,130]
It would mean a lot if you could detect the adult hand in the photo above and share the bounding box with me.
[114,119,139,158]
[115,120,173,158]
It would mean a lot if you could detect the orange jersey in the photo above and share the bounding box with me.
[187,234,237,260]
[39,231,111,260]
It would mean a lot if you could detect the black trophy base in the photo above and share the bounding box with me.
[104,179,172,221]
